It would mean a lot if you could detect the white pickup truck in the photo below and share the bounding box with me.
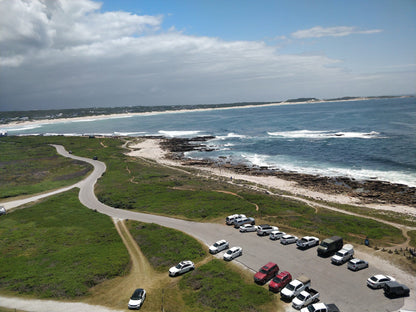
[280,275,311,301]
[292,288,320,309]
[331,243,354,265]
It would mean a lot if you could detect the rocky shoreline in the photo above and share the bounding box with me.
[160,136,416,207]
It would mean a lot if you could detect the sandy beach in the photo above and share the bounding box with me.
[126,138,416,217]
[0,98,373,129]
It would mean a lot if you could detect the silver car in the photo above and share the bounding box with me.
[239,224,258,233]
[348,258,368,271]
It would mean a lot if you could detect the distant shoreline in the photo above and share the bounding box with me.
[0,96,403,128]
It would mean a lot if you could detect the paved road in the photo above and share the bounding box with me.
[2,145,411,312]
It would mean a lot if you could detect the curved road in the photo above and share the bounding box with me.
[2,145,414,312]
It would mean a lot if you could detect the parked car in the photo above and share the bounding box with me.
[257,224,278,236]
[270,231,286,240]
[347,258,368,271]
[169,260,195,276]
[367,274,396,289]
[128,288,146,310]
[331,244,354,265]
[280,275,311,301]
[254,262,279,285]
[226,214,246,225]
[384,281,410,298]
[223,246,242,261]
[209,239,229,254]
[239,224,258,233]
[292,288,320,310]
[0,206,6,216]
[269,271,292,293]
[317,236,343,257]
[296,236,319,249]
[233,217,255,228]
[300,303,340,312]
[280,234,298,245]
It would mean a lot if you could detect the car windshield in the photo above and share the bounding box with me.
[273,277,282,283]
[297,293,306,300]
[213,243,219,247]
[321,242,329,247]
[335,251,343,256]
[307,306,316,312]
[226,250,232,254]
[260,269,268,274]
[175,264,183,269]
[370,276,379,282]
[131,289,143,300]
[286,284,295,291]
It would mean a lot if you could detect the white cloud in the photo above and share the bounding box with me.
[291,26,382,39]
[0,0,412,111]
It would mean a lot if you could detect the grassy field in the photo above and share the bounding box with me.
[0,189,129,298]
[0,136,92,199]
[125,221,279,312]
[179,259,276,312]
[1,135,407,248]
[126,221,206,271]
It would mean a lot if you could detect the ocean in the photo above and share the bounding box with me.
[3,97,416,187]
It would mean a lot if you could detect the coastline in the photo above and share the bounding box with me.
[126,138,416,217]
[0,97,373,129]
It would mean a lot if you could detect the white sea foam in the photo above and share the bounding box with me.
[217,133,247,140]
[240,153,416,187]
[267,130,382,139]
[114,131,146,136]
[158,130,201,137]
[5,124,43,131]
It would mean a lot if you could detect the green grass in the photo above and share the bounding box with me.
[0,136,92,198]
[408,230,416,248]
[1,135,408,248]
[126,221,206,271]
[179,259,273,312]
[0,189,129,298]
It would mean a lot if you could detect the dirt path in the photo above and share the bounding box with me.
[85,219,165,310]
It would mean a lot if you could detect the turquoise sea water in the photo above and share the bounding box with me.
[3,97,416,187]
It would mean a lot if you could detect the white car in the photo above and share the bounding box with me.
[209,239,229,254]
[223,246,242,261]
[128,288,146,310]
[270,231,286,240]
[226,214,246,225]
[280,234,298,245]
[367,274,395,289]
[239,224,258,233]
[169,260,195,276]
[348,258,369,271]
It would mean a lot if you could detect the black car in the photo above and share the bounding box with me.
[384,281,410,298]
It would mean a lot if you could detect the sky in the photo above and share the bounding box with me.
[0,0,415,111]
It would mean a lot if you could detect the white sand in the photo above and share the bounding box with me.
[126,138,416,217]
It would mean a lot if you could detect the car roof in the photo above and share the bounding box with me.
[373,274,387,279]
[180,260,193,265]
[216,239,226,244]
[278,271,290,277]
[263,262,277,268]
[230,246,241,251]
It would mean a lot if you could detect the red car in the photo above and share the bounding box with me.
[269,271,292,293]
[254,262,279,285]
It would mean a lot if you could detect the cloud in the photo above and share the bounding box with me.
[291,26,383,39]
[0,0,412,111]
